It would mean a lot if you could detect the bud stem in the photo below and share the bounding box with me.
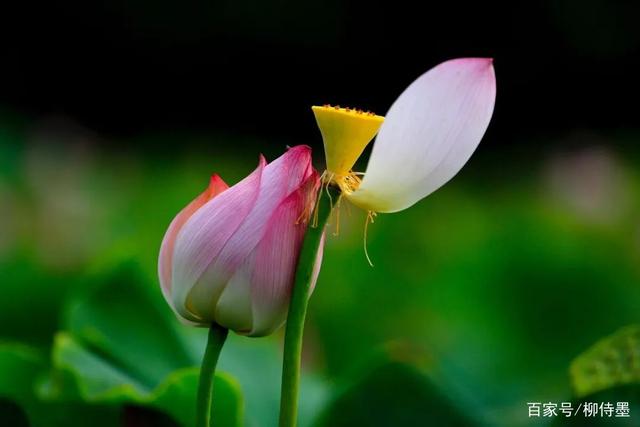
[196,323,229,427]
[279,185,340,427]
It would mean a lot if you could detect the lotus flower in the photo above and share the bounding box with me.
[313,57,497,213]
[158,146,321,336]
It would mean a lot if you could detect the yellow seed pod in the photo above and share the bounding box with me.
[311,105,384,178]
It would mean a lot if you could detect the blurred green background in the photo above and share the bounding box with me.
[1,0,640,425]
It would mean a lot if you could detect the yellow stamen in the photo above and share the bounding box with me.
[312,105,384,194]
[332,195,342,236]
[310,172,327,228]
[364,210,377,267]
[295,193,313,225]
[312,105,384,265]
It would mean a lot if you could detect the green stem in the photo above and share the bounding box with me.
[196,323,229,427]
[279,185,339,427]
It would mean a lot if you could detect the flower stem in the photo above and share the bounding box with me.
[196,323,229,427]
[279,185,339,427]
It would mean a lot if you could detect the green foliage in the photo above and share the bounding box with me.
[2,133,640,426]
[0,343,120,427]
[570,325,640,398]
[313,179,640,425]
[0,258,72,345]
[547,326,640,426]
[0,343,45,412]
[36,263,244,427]
[317,361,476,427]
[40,333,241,426]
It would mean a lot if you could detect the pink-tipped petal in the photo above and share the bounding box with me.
[247,171,321,336]
[349,58,497,213]
[186,145,314,320]
[158,174,228,305]
[171,158,266,322]
[224,146,313,266]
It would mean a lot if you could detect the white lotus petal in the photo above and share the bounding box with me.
[347,58,496,213]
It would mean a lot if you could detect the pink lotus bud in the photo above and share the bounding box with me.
[158,145,322,336]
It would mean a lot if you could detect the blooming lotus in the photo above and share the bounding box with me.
[158,146,321,336]
[313,57,496,213]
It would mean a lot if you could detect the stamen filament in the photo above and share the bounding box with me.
[363,210,377,267]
